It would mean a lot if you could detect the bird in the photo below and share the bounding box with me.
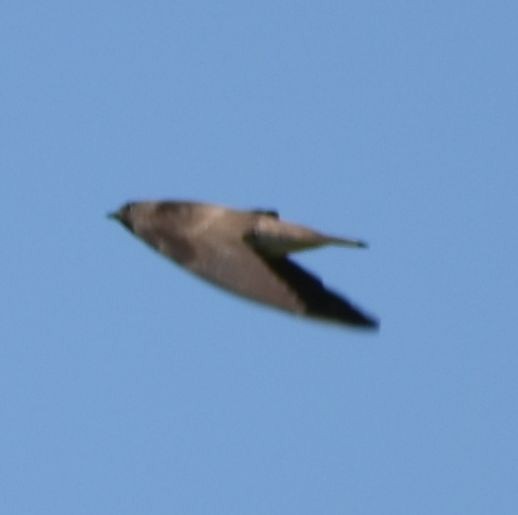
[108,200,379,329]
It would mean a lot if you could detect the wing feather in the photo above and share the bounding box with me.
[160,234,377,328]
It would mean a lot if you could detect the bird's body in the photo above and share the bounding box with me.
[109,200,378,329]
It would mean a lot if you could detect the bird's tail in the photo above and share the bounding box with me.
[325,235,368,249]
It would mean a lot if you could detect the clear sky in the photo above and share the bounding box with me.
[2,1,517,514]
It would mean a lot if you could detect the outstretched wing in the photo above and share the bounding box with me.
[158,229,377,328]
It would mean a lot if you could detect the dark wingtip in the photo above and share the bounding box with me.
[263,256,379,330]
[312,303,379,330]
[353,314,380,330]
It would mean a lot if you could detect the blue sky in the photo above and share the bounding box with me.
[2,1,517,513]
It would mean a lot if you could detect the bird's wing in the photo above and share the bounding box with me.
[165,233,304,314]
[257,255,378,328]
[159,230,377,328]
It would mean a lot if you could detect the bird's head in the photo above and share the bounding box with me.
[107,202,137,231]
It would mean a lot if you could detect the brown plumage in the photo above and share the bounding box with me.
[108,200,379,329]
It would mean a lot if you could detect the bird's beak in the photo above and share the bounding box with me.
[107,211,121,221]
